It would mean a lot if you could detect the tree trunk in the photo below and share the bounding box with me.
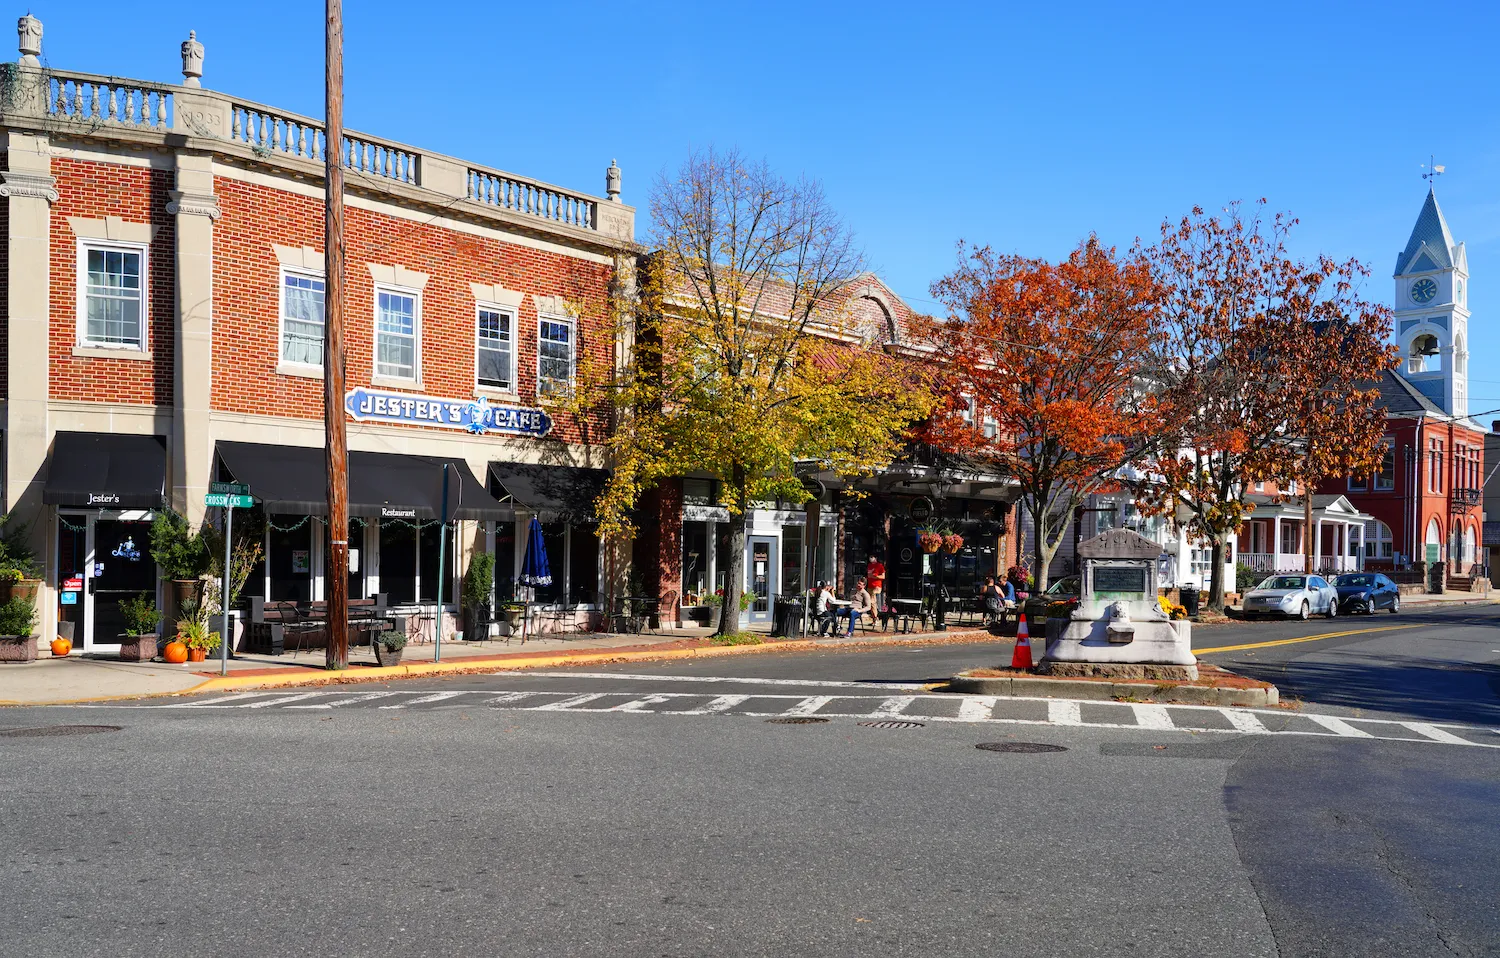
[1207,538,1227,611]
[719,495,748,636]
[1029,499,1062,594]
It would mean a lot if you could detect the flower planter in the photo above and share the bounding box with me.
[941,534,964,555]
[706,604,722,632]
[0,634,37,663]
[118,633,159,663]
[10,578,42,604]
[918,533,943,554]
[373,643,404,667]
[462,603,492,641]
[187,647,208,662]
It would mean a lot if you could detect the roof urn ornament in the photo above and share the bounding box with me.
[181,30,204,87]
[17,13,41,66]
[605,159,621,202]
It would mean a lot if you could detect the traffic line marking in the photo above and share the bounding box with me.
[1196,624,1420,655]
[1305,714,1375,738]
[1131,704,1176,730]
[1048,700,1082,726]
[1403,722,1478,746]
[520,671,931,691]
[1223,710,1269,734]
[783,695,835,716]
[677,694,750,715]
[957,696,997,722]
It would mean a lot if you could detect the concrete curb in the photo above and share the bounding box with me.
[949,670,1279,708]
[10,628,999,705]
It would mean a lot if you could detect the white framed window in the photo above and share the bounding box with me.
[1363,520,1393,560]
[374,285,420,380]
[280,269,326,367]
[537,315,576,395]
[77,241,147,349]
[476,304,514,392]
[1347,474,1367,492]
[1374,442,1395,491]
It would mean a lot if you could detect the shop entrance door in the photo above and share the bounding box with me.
[745,536,777,625]
[56,513,157,652]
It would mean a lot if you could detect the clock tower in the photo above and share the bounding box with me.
[1393,188,1469,416]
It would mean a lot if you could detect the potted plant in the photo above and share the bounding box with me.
[941,533,965,554]
[701,591,725,631]
[203,515,263,650]
[0,594,38,662]
[0,513,43,603]
[177,619,220,663]
[372,629,406,667]
[462,551,495,642]
[918,529,944,554]
[149,508,209,610]
[118,591,163,662]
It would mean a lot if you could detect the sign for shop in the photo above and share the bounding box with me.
[63,577,83,592]
[345,387,552,438]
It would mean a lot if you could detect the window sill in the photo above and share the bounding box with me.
[371,375,423,391]
[475,385,520,401]
[73,345,152,361]
[276,361,324,380]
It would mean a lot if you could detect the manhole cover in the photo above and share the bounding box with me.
[858,720,926,729]
[976,741,1067,753]
[0,725,122,738]
[766,717,829,724]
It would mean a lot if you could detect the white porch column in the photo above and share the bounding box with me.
[1314,518,1323,571]
[1272,517,1282,571]
[1358,522,1366,571]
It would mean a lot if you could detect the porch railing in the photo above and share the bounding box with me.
[1240,553,1361,575]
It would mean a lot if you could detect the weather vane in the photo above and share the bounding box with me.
[1422,154,1445,185]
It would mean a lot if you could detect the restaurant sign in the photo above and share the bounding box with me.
[345,388,552,438]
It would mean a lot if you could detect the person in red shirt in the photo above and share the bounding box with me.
[866,555,886,630]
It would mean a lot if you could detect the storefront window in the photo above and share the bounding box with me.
[569,523,599,606]
[494,520,516,603]
[347,517,366,601]
[682,521,709,602]
[379,521,417,605]
[782,525,804,594]
[268,514,313,602]
[418,522,457,603]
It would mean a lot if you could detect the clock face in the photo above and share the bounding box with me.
[1411,278,1438,304]
[1457,280,1464,301]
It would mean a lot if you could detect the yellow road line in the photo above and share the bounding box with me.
[1196,624,1421,655]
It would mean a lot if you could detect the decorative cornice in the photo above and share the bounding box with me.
[0,170,58,203]
[165,189,220,220]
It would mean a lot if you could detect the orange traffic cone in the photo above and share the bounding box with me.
[1010,613,1032,670]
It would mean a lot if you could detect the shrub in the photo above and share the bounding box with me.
[121,592,162,637]
[149,509,209,580]
[0,514,41,582]
[462,552,495,607]
[1235,563,1261,594]
[376,630,407,651]
[708,631,762,647]
[0,595,37,637]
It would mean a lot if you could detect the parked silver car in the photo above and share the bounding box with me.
[1242,574,1339,620]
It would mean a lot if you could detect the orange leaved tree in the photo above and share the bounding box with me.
[918,237,1164,592]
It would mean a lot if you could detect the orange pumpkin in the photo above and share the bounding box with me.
[163,640,189,664]
[50,637,72,657]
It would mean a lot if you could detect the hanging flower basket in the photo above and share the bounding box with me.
[941,534,964,554]
[918,531,943,554]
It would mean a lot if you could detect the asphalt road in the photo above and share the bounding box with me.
[2,604,1498,957]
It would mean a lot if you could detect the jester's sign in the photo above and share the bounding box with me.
[345,387,552,438]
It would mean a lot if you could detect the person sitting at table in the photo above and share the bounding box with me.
[813,581,838,636]
[981,575,1004,625]
[838,577,874,636]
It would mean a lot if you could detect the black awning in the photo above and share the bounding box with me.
[217,442,510,522]
[43,432,167,509]
[488,462,610,521]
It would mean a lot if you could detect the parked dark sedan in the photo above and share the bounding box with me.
[1332,573,1401,614]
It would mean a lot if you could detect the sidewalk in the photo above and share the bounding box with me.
[0,622,1000,706]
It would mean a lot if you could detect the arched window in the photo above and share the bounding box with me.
[1455,332,1468,374]
[1464,524,1477,566]
[1426,517,1442,550]
[1363,519,1393,560]
[1408,333,1442,373]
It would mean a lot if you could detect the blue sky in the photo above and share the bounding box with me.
[29,1,1500,407]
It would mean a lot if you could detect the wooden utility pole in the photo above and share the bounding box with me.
[324,0,350,669]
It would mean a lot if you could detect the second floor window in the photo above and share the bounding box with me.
[281,271,325,366]
[1429,441,1443,493]
[538,317,575,394]
[476,306,513,391]
[80,243,145,349]
[375,288,419,380]
[1374,442,1395,491]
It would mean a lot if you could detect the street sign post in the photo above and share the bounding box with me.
[205,488,254,675]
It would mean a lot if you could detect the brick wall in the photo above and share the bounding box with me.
[212,176,614,446]
[48,157,175,405]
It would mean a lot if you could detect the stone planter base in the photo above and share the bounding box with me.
[0,635,38,662]
[118,634,159,662]
[373,645,404,667]
[1034,661,1199,682]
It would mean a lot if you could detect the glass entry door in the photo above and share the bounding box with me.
[745,536,777,624]
[56,513,157,652]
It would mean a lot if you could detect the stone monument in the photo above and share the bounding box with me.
[1042,528,1196,680]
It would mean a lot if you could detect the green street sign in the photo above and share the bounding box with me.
[210,481,250,496]
[205,493,254,509]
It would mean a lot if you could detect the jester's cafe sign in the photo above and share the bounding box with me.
[345,387,552,438]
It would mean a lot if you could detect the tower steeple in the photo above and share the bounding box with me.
[1393,189,1468,417]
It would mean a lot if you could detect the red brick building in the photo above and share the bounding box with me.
[2,21,634,650]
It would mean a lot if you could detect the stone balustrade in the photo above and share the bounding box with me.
[45,69,174,129]
[2,16,632,244]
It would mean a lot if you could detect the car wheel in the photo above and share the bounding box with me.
[1297,601,1310,621]
[1390,595,1400,614]
[1327,598,1337,619]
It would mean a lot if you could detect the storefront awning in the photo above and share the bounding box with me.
[488,462,610,521]
[216,442,510,521]
[43,432,167,509]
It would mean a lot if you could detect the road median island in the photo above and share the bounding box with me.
[950,663,1278,708]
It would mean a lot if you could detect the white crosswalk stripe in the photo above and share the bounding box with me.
[65,688,1499,748]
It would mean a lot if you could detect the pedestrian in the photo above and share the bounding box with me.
[814,581,838,636]
[842,577,874,636]
[981,575,1004,625]
[866,554,886,628]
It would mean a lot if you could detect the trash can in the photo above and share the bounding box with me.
[1427,562,1446,594]
[771,597,807,638]
[1179,583,1199,617]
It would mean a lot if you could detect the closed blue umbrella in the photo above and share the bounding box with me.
[519,516,552,588]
